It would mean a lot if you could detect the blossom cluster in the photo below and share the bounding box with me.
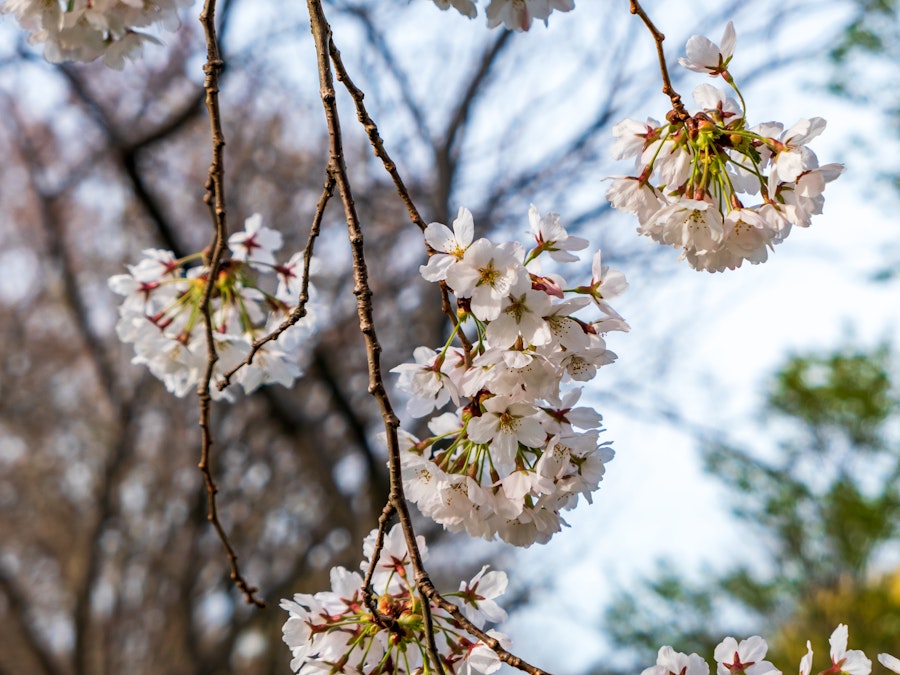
[281,524,511,675]
[109,214,316,399]
[607,22,843,271]
[2,0,191,68]
[432,0,574,31]
[646,625,898,675]
[390,205,627,546]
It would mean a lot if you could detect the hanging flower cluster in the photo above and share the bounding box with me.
[389,205,627,546]
[432,0,574,31]
[109,214,316,399]
[646,625,898,675]
[607,22,843,272]
[1,0,191,68]
[281,525,511,675]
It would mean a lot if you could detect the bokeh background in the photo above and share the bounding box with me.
[0,1,898,673]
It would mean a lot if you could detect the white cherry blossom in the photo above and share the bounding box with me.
[445,238,523,321]
[527,204,588,263]
[229,213,284,266]
[678,20,736,75]
[485,0,574,31]
[714,636,781,675]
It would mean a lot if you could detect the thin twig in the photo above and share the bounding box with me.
[197,0,264,608]
[629,0,691,125]
[360,503,398,626]
[218,172,335,388]
[328,38,474,362]
[328,39,426,233]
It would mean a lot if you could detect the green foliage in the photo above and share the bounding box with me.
[768,346,895,448]
[602,344,900,670]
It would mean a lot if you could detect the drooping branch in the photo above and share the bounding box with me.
[308,4,556,674]
[629,0,690,124]
[197,0,264,608]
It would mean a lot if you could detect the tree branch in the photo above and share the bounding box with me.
[197,0,264,608]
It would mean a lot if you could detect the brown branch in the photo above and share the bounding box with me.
[218,172,335,388]
[306,2,447,671]
[196,0,264,608]
[629,0,691,125]
[360,503,399,630]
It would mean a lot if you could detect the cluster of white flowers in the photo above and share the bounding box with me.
[1,0,191,68]
[432,0,573,31]
[281,524,511,675]
[389,205,627,546]
[648,626,897,675]
[607,22,843,272]
[109,214,316,399]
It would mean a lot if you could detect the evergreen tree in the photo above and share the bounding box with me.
[604,344,900,669]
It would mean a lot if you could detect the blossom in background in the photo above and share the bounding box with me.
[2,0,193,68]
[433,0,478,18]
[391,206,625,546]
[280,524,511,674]
[486,0,574,30]
[607,21,842,271]
[109,214,316,399]
[430,0,574,30]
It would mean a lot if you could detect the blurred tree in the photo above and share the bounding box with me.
[603,345,900,670]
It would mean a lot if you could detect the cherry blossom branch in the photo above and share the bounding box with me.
[328,40,426,233]
[217,172,335,389]
[309,6,554,674]
[197,0,264,609]
[629,0,691,125]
